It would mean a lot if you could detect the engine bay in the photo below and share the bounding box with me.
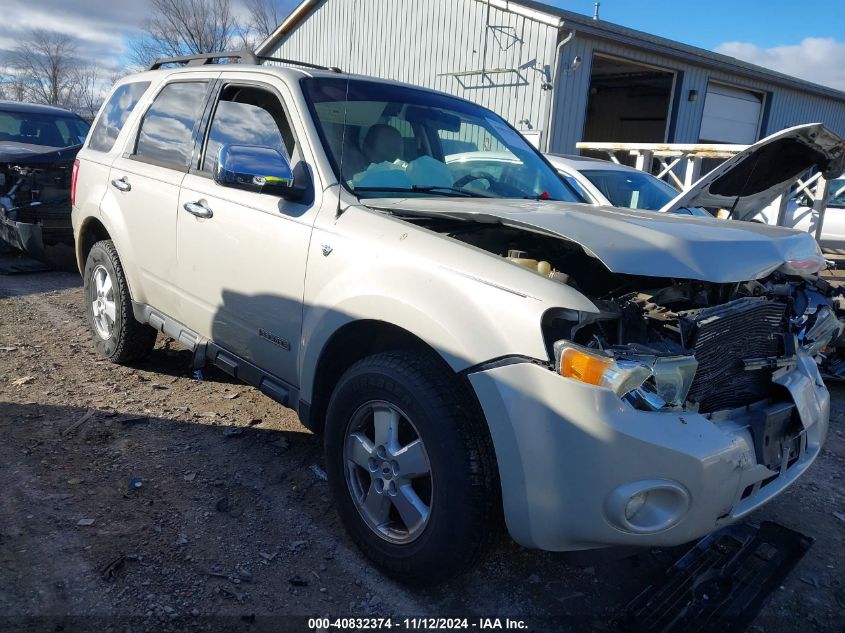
[438,222,844,413]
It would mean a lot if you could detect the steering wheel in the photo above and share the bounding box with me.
[454,171,497,189]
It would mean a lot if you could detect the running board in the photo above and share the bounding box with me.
[132,302,298,409]
[204,342,297,408]
[620,521,813,633]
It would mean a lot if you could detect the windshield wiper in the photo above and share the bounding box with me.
[353,186,490,198]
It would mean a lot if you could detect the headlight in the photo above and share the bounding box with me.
[553,341,652,397]
[803,305,843,356]
[554,341,699,409]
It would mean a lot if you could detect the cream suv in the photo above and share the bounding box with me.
[72,52,842,585]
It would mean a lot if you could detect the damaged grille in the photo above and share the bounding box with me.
[684,298,786,413]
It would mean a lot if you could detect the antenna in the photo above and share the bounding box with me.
[593,1,600,20]
[336,0,360,216]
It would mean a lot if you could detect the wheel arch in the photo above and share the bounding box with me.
[302,319,458,434]
[76,216,111,274]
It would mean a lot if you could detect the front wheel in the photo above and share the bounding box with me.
[83,240,157,363]
[324,351,500,586]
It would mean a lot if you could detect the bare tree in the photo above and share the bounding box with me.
[245,0,285,42]
[10,30,79,106]
[71,66,103,120]
[129,0,242,67]
[3,70,30,103]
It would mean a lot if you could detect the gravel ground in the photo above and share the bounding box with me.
[0,262,843,633]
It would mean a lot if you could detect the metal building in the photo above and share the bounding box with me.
[257,0,845,154]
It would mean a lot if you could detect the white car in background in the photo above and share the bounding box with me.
[751,174,845,253]
[446,150,709,215]
[544,153,708,216]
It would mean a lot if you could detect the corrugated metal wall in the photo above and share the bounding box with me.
[270,0,560,140]
[551,34,845,153]
[272,0,845,154]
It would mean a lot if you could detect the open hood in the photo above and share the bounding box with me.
[365,197,824,283]
[660,123,845,221]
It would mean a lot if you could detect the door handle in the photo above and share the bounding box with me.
[183,200,213,219]
[111,177,131,192]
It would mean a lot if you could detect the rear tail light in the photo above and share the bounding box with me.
[71,159,80,206]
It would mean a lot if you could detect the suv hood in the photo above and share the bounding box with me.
[660,123,845,220]
[366,197,824,283]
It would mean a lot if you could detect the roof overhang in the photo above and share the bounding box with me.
[257,0,845,103]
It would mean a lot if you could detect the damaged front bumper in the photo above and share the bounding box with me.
[469,351,828,551]
[0,205,48,259]
[0,204,74,264]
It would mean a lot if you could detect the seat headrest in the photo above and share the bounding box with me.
[362,124,403,164]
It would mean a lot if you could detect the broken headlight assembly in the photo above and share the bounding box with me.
[553,341,698,411]
[801,305,843,356]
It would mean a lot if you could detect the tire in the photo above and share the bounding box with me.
[83,240,157,363]
[324,350,500,586]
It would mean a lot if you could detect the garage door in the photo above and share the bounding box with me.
[698,83,764,144]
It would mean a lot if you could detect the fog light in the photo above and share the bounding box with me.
[605,480,690,534]
[625,491,648,520]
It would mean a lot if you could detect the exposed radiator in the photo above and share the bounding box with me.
[683,297,786,413]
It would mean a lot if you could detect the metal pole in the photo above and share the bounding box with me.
[684,156,702,188]
[775,194,790,227]
[634,150,654,173]
[812,176,832,242]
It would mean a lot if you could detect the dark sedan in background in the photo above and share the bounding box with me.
[0,101,90,266]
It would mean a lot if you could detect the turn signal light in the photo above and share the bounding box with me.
[559,345,613,384]
[554,341,653,397]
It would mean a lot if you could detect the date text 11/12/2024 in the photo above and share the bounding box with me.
[307,617,529,630]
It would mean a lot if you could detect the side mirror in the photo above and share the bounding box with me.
[215,144,306,201]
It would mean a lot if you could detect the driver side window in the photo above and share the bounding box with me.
[201,84,296,176]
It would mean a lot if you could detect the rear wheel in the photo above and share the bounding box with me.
[83,240,156,363]
[324,350,499,586]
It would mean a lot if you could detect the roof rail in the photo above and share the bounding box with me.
[147,49,343,73]
[257,55,342,74]
[147,50,258,70]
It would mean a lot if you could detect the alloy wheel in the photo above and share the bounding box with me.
[90,264,116,340]
[343,400,433,544]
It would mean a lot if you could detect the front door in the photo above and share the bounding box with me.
[175,78,318,385]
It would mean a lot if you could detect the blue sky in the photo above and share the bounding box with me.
[1,0,843,91]
[552,0,845,90]
[555,0,844,50]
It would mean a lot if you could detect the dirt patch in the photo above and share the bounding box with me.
[0,265,843,632]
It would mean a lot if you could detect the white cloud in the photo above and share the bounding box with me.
[715,37,845,92]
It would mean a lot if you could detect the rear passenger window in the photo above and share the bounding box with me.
[201,85,295,175]
[88,82,150,153]
[134,81,209,170]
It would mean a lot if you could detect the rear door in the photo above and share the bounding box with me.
[175,74,319,385]
[75,80,150,243]
[107,74,217,316]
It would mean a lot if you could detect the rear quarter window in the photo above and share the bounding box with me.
[134,81,209,170]
[88,81,151,153]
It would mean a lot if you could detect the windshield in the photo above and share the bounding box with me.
[580,169,680,211]
[301,78,581,202]
[0,110,90,148]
